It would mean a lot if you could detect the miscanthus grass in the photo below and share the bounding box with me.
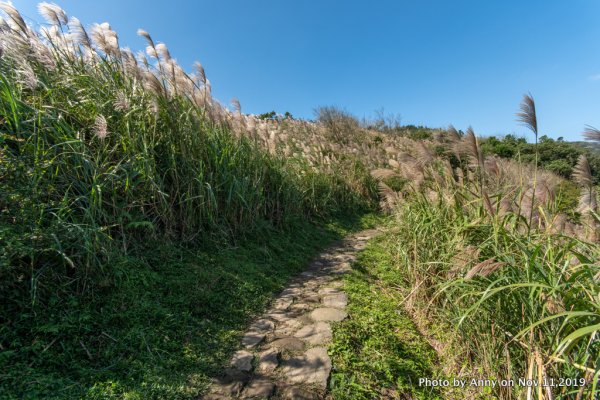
[0,1,377,304]
[1,3,599,399]
[0,3,378,398]
[369,97,600,399]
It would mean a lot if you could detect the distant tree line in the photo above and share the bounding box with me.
[480,134,600,185]
[257,110,294,121]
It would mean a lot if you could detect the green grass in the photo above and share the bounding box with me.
[329,233,444,400]
[384,193,600,399]
[0,214,377,400]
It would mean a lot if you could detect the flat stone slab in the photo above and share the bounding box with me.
[242,319,275,348]
[327,280,344,288]
[230,350,253,371]
[273,297,293,310]
[294,322,332,345]
[310,307,348,322]
[203,394,230,400]
[303,294,321,304]
[318,287,342,296]
[273,318,303,337]
[268,337,305,351]
[322,292,348,309]
[280,287,302,298]
[266,310,294,323]
[281,347,332,389]
[256,348,279,374]
[209,368,249,397]
[289,302,312,312]
[241,376,275,398]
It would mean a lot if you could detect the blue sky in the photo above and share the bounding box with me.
[10,0,600,141]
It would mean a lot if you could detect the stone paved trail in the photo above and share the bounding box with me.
[203,229,380,400]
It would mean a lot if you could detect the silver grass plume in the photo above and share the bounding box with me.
[37,2,68,26]
[573,155,597,215]
[0,16,10,33]
[445,125,462,161]
[93,115,108,139]
[143,70,164,95]
[462,127,484,171]
[17,63,38,90]
[573,154,593,188]
[447,246,480,278]
[415,142,434,165]
[194,61,206,84]
[144,45,160,63]
[578,190,598,215]
[465,258,506,279]
[155,42,171,61]
[137,29,153,46]
[136,50,149,70]
[583,125,600,142]
[447,125,461,142]
[114,91,130,111]
[120,48,139,75]
[516,93,538,137]
[484,156,500,177]
[0,2,28,35]
[90,22,118,55]
[28,33,56,69]
[68,17,92,48]
[231,98,241,114]
[40,24,63,43]
[370,168,400,180]
[377,181,400,212]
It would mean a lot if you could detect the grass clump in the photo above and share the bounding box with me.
[388,194,599,399]
[368,97,600,398]
[329,234,444,400]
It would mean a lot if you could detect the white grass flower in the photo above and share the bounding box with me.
[93,115,108,139]
[18,63,38,90]
[91,22,118,55]
[145,44,158,59]
[0,2,28,34]
[194,61,206,84]
[68,17,91,48]
[37,2,68,26]
[114,92,130,112]
[155,43,170,61]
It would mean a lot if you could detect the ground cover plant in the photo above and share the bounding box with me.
[329,235,444,400]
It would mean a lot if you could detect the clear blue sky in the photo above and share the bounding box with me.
[10,0,600,141]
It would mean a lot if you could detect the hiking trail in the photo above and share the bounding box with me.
[204,229,381,399]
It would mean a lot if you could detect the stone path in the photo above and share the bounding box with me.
[203,229,380,400]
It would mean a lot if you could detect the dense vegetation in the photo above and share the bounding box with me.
[1,3,599,399]
[0,3,376,398]
[367,117,600,399]
[481,134,600,184]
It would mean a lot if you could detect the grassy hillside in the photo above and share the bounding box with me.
[0,3,378,398]
[1,3,599,400]
[365,120,600,399]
